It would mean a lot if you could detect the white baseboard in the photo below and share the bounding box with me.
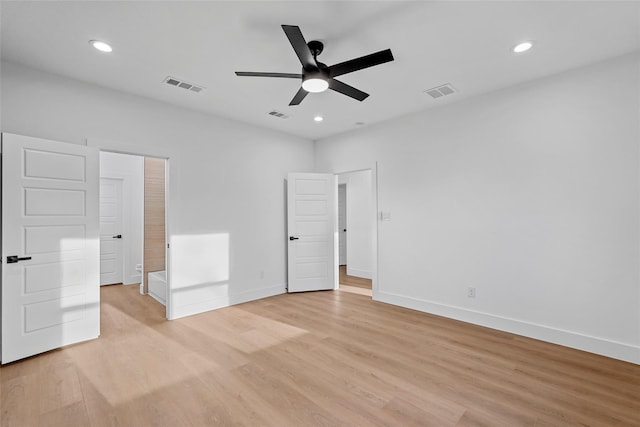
[124,274,141,286]
[346,267,372,279]
[148,291,166,306]
[375,290,640,365]
[229,284,286,306]
[169,284,285,320]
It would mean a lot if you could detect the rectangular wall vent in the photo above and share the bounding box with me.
[424,83,456,99]
[268,110,290,119]
[163,76,205,93]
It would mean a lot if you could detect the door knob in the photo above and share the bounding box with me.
[112,235,122,239]
[7,255,32,264]
[289,236,299,241]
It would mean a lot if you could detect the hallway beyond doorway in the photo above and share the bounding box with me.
[339,265,372,297]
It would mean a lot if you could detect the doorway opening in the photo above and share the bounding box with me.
[99,151,168,318]
[336,169,374,297]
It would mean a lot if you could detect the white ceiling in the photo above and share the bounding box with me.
[2,1,639,140]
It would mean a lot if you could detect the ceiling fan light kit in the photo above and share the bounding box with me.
[302,72,329,93]
[235,25,394,106]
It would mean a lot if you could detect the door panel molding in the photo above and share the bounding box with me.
[1,132,100,364]
[100,177,123,285]
[287,173,337,293]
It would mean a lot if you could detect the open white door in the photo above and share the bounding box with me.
[100,178,123,285]
[1,133,100,364]
[287,173,337,292]
[338,184,347,266]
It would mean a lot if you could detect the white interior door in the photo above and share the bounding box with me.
[100,178,123,285]
[287,173,337,292]
[1,133,100,364]
[338,184,347,266]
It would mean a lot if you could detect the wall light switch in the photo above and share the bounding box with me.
[381,211,391,221]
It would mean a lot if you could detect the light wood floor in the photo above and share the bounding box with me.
[339,265,372,289]
[339,265,373,296]
[2,284,639,426]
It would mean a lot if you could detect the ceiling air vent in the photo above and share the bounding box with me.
[163,76,205,93]
[424,83,456,99]
[268,110,290,119]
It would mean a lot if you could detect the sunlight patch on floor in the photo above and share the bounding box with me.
[67,302,223,406]
[180,306,309,354]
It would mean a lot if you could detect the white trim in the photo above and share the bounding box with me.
[148,290,165,305]
[88,137,174,320]
[375,290,640,365]
[334,175,339,290]
[373,163,379,299]
[169,284,285,320]
[163,157,170,318]
[333,163,379,299]
[125,276,141,285]
[231,284,286,305]
[346,267,372,279]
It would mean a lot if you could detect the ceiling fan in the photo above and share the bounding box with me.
[235,25,394,106]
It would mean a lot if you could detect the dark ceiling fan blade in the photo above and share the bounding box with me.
[281,25,316,69]
[289,87,309,106]
[328,79,369,101]
[327,49,394,78]
[235,72,302,79]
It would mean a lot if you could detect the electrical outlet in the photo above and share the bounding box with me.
[467,287,476,298]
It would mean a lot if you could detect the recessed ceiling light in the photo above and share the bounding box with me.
[314,116,324,122]
[513,41,534,53]
[89,40,113,53]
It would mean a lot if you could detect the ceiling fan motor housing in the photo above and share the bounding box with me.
[302,44,329,92]
[307,40,324,58]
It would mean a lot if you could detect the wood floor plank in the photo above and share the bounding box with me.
[339,265,372,289]
[233,362,343,426]
[1,284,639,426]
[37,401,90,427]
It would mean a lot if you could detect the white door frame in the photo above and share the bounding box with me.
[88,138,172,320]
[334,163,378,298]
[338,183,347,266]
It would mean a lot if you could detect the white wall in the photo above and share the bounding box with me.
[1,61,315,319]
[338,170,373,278]
[3,54,639,363]
[316,53,640,364]
[100,152,144,285]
